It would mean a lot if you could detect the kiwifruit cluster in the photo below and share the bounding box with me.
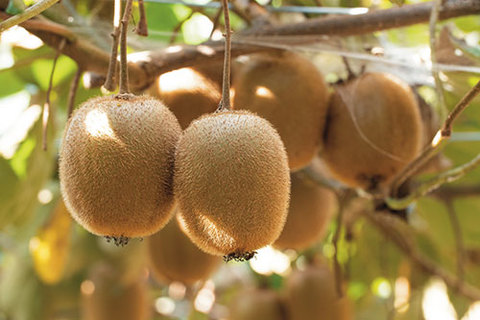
[274,172,336,251]
[286,262,353,320]
[59,94,181,243]
[174,110,290,258]
[147,66,221,129]
[322,72,422,191]
[146,214,221,285]
[228,287,288,320]
[81,263,150,320]
[232,51,330,171]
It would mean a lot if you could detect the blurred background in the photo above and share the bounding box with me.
[0,0,480,319]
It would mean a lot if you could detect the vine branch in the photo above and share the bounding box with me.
[1,0,477,91]
[390,79,480,198]
[0,0,60,33]
[365,210,480,301]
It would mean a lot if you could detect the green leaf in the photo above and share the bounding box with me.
[30,56,76,91]
[0,69,25,96]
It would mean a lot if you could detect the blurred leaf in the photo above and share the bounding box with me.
[9,136,35,179]
[0,69,25,96]
[31,56,77,91]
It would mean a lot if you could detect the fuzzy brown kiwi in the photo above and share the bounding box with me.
[81,263,150,320]
[322,72,422,191]
[274,173,336,251]
[229,287,288,320]
[286,263,353,320]
[146,214,221,285]
[174,110,290,259]
[147,67,221,129]
[59,94,182,242]
[232,51,330,171]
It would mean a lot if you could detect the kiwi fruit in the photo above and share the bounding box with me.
[147,67,221,129]
[174,110,290,259]
[274,173,336,251]
[322,72,422,191]
[286,263,352,320]
[229,287,288,320]
[147,214,221,285]
[232,51,330,171]
[59,94,182,242]
[81,263,150,320]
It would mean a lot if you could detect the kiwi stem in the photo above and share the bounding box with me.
[136,0,148,36]
[119,0,134,94]
[390,79,480,196]
[67,66,82,119]
[428,0,448,121]
[218,0,232,111]
[0,0,60,32]
[386,152,480,210]
[42,38,66,151]
[445,199,465,283]
[103,0,122,92]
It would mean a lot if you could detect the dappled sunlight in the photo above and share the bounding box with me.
[84,109,116,138]
[80,280,95,295]
[159,68,209,93]
[255,86,275,99]
[194,280,216,313]
[422,279,457,320]
[0,99,41,159]
[394,277,410,313]
[249,246,291,276]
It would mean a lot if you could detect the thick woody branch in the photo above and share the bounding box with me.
[2,0,479,91]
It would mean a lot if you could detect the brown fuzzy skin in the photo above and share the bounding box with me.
[82,263,150,320]
[232,51,330,171]
[146,214,221,285]
[147,67,221,129]
[59,95,182,238]
[274,173,336,251]
[286,264,352,320]
[322,72,422,191]
[229,288,288,320]
[174,110,290,256]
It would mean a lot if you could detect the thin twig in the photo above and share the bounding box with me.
[67,67,82,119]
[429,0,447,121]
[136,0,148,36]
[103,0,122,91]
[217,0,232,111]
[0,0,60,33]
[209,7,223,39]
[365,209,480,301]
[445,199,465,283]
[386,153,480,210]
[43,38,66,151]
[441,79,480,137]
[119,0,135,94]
[390,79,480,196]
[169,11,195,44]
